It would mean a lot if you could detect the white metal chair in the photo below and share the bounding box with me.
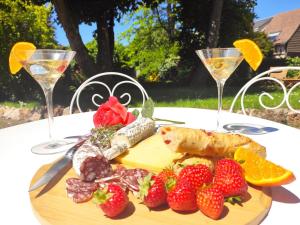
[69,72,149,114]
[230,66,300,114]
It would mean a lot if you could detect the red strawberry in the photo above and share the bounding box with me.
[178,164,213,191]
[93,183,129,218]
[138,174,167,208]
[197,187,224,220]
[167,181,198,212]
[213,159,248,197]
[215,159,244,176]
[213,172,248,197]
[157,168,177,192]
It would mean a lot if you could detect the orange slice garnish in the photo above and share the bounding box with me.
[234,147,295,186]
[9,42,36,75]
[233,39,263,71]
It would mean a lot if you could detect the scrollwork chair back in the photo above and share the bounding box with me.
[230,66,300,114]
[69,72,149,114]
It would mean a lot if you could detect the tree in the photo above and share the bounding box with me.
[118,6,181,82]
[0,0,57,101]
[219,0,257,46]
[33,0,146,77]
[207,0,224,47]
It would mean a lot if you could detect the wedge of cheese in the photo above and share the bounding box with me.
[115,134,184,173]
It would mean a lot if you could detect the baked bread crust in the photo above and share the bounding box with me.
[159,126,266,158]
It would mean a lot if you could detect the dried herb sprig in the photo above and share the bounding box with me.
[90,124,123,149]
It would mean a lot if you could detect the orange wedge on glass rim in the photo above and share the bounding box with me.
[233,39,263,71]
[234,147,295,186]
[9,42,36,75]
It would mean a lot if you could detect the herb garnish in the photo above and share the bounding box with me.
[90,124,123,149]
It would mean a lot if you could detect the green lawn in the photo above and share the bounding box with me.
[0,101,40,109]
[147,86,300,111]
[1,86,300,111]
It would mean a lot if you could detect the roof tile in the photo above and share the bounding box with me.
[263,8,300,44]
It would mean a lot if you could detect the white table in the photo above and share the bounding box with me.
[0,107,299,225]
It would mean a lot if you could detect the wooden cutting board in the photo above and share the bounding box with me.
[29,164,272,225]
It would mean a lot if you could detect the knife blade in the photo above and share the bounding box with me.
[29,139,86,195]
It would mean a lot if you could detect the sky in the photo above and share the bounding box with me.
[54,0,300,46]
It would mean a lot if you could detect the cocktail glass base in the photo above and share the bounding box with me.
[31,139,76,155]
[223,123,279,135]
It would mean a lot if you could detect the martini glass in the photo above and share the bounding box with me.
[196,48,243,131]
[14,49,76,154]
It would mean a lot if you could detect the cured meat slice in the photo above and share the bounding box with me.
[67,190,94,203]
[66,178,98,193]
[114,165,149,191]
[80,155,113,182]
[66,178,99,203]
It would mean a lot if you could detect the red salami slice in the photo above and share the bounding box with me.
[114,165,149,191]
[66,178,98,193]
[79,155,113,182]
[66,178,99,203]
[67,190,94,203]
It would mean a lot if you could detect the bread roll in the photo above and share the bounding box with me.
[159,126,266,158]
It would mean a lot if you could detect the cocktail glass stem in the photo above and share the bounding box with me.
[43,87,54,139]
[216,80,225,131]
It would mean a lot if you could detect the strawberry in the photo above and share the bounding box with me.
[213,159,248,197]
[213,172,248,197]
[196,187,224,220]
[138,174,167,208]
[93,183,129,218]
[178,164,213,191]
[157,168,177,192]
[167,181,198,212]
[214,159,244,176]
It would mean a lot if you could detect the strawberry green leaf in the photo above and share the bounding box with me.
[93,188,113,204]
[138,173,154,200]
[165,178,177,192]
[225,196,243,206]
[237,160,246,164]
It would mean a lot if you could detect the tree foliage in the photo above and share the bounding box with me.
[0,0,57,101]
[117,6,181,82]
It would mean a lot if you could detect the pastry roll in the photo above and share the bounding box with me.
[159,126,266,158]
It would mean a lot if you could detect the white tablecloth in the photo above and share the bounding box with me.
[0,107,299,225]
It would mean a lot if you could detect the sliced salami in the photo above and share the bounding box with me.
[66,178,98,193]
[67,190,94,203]
[79,155,113,182]
[114,165,149,191]
[66,178,99,203]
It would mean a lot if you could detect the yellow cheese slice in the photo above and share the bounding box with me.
[115,134,184,173]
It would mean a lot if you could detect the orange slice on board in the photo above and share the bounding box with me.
[234,147,295,186]
[233,39,263,71]
[9,42,36,75]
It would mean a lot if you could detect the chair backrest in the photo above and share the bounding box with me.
[230,66,300,114]
[69,72,149,114]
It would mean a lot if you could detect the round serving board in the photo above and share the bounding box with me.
[30,164,272,225]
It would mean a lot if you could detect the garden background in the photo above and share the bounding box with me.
[0,0,300,128]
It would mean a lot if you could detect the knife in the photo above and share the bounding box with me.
[29,139,86,197]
